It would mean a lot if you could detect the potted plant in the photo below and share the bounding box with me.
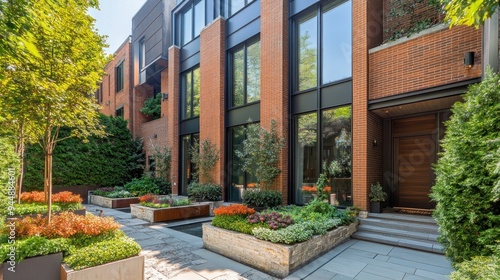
[369,182,387,213]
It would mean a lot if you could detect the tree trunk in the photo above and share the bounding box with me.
[15,136,25,204]
[44,150,53,223]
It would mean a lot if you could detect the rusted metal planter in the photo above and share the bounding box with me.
[130,204,210,223]
[90,195,140,208]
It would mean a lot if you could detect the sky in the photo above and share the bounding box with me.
[89,0,148,55]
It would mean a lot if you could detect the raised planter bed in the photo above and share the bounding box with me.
[203,221,358,278]
[198,201,224,216]
[1,252,63,280]
[90,195,139,209]
[131,204,210,223]
[8,208,86,220]
[61,255,144,280]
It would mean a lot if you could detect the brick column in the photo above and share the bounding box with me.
[260,0,289,203]
[352,0,383,210]
[200,17,226,189]
[167,46,180,195]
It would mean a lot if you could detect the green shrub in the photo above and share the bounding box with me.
[140,95,161,120]
[94,186,134,198]
[302,200,337,217]
[450,249,500,280]
[0,236,70,263]
[64,231,141,270]
[124,175,171,196]
[431,69,500,264]
[212,215,268,234]
[187,182,222,201]
[23,114,145,189]
[242,189,282,208]
[140,202,169,208]
[172,198,190,206]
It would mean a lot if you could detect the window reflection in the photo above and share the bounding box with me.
[294,112,318,204]
[181,134,199,195]
[232,48,245,107]
[298,13,318,91]
[181,67,200,119]
[246,41,261,103]
[322,1,352,84]
[229,39,260,107]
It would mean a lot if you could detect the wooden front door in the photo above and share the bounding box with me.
[392,115,437,209]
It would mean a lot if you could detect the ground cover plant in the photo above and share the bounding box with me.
[0,191,83,216]
[93,186,134,198]
[211,200,354,244]
[0,212,141,270]
[138,194,191,208]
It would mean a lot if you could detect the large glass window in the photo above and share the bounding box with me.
[180,0,205,46]
[298,13,317,92]
[180,133,199,195]
[229,39,260,107]
[295,0,352,92]
[139,38,146,83]
[115,61,124,92]
[226,0,253,17]
[293,105,352,206]
[181,67,200,119]
[227,124,258,202]
[322,1,352,84]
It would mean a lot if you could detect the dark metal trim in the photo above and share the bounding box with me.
[368,78,481,110]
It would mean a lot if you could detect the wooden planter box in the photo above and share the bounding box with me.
[203,221,358,278]
[90,195,139,209]
[1,252,62,280]
[61,255,144,280]
[130,204,210,223]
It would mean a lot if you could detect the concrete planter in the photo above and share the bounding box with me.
[130,204,210,223]
[1,252,63,280]
[203,221,358,278]
[90,195,139,208]
[61,255,144,280]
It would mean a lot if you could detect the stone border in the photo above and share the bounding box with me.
[130,204,210,222]
[89,195,139,208]
[61,255,144,280]
[203,221,358,278]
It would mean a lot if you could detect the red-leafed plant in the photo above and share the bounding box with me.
[138,194,155,203]
[20,191,82,204]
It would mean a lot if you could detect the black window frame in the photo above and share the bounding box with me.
[115,61,124,93]
[227,36,261,109]
[222,0,255,18]
[181,66,200,120]
[178,0,206,46]
[115,106,124,119]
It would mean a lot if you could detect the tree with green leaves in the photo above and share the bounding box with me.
[441,0,499,27]
[236,120,285,190]
[431,69,500,265]
[190,139,220,183]
[0,0,108,222]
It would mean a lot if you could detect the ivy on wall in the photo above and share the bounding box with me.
[23,114,145,190]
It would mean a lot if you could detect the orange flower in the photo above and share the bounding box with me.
[324,186,332,193]
[301,186,317,193]
[247,183,256,188]
[213,204,256,216]
[139,194,156,203]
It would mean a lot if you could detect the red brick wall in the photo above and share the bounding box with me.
[132,84,154,138]
[140,117,169,171]
[370,25,482,100]
[200,18,226,188]
[98,38,134,132]
[260,0,289,204]
[161,70,169,118]
[167,47,180,195]
[352,0,384,211]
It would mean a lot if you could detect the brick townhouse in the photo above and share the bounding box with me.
[98,0,499,211]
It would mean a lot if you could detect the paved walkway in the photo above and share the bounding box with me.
[84,204,453,280]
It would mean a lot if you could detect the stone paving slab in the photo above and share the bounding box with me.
[83,204,453,280]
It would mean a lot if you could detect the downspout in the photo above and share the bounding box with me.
[482,9,499,77]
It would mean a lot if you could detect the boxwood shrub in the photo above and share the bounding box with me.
[242,189,282,208]
[0,236,70,263]
[431,69,500,264]
[187,182,222,201]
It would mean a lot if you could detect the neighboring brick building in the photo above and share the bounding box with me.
[115,0,498,211]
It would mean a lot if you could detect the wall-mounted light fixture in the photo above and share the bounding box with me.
[464,52,474,68]
[153,134,157,139]
[162,93,168,101]
[372,139,378,147]
[105,100,110,106]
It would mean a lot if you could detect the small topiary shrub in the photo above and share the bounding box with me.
[431,69,500,264]
[242,189,282,208]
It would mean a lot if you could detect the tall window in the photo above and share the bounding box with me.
[227,124,258,202]
[139,38,146,83]
[180,133,199,195]
[294,106,352,206]
[115,61,124,92]
[180,0,205,46]
[181,67,200,119]
[296,0,352,92]
[229,39,260,107]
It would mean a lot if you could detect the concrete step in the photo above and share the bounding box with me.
[358,218,439,234]
[352,231,444,254]
[357,224,439,242]
[367,213,437,225]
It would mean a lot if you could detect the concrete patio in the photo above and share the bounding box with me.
[84,204,453,280]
